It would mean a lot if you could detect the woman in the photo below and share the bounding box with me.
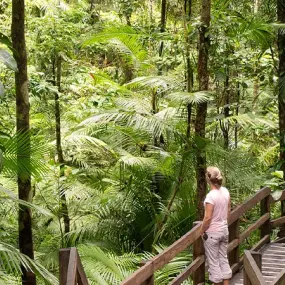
[200,166,232,285]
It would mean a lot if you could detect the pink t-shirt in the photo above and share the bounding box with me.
[204,187,230,232]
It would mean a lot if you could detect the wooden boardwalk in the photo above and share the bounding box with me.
[59,187,285,285]
[231,242,285,284]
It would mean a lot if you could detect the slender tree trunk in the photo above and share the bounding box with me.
[277,0,285,239]
[234,82,240,149]
[158,0,167,73]
[278,0,285,174]
[220,73,230,149]
[12,1,36,284]
[184,0,194,138]
[55,55,70,235]
[195,0,211,220]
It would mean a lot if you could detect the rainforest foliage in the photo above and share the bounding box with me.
[0,0,285,284]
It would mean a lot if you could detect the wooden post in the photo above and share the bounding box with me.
[279,200,285,238]
[244,251,262,285]
[59,248,71,285]
[193,222,205,285]
[260,195,270,239]
[140,261,154,285]
[228,219,240,266]
[251,251,262,269]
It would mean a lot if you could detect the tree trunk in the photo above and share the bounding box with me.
[195,0,211,220]
[184,0,194,138]
[234,82,240,149]
[11,1,36,284]
[277,0,285,238]
[158,0,167,73]
[278,0,285,175]
[55,55,70,236]
[220,73,230,149]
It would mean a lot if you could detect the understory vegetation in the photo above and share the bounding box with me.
[0,0,285,284]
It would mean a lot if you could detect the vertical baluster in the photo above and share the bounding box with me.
[228,219,240,267]
[59,249,71,285]
[279,200,285,238]
[193,222,205,285]
[260,195,270,239]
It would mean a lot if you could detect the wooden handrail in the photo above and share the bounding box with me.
[59,187,285,285]
[228,187,271,225]
[121,222,201,285]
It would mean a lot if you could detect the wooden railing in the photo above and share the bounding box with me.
[244,250,285,284]
[59,186,285,285]
[59,248,89,285]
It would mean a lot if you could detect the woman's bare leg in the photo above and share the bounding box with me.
[223,279,230,285]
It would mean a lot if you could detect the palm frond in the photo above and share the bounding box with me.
[0,132,49,178]
[83,26,147,63]
[0,242,58,285]
[166,91,213,105]
[125,76,182,91]
[207,113,276,129]
[119,152,158,170]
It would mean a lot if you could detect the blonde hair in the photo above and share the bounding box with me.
[206,166,223,187]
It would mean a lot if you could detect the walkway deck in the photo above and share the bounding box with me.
[230,242,285,284]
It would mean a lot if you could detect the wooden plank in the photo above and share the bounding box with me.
[260,196,271,239]
[243,251,266,285]
[239,213,270,243]
[66,248,78,285]
[192,222,204,285]
[271,216,285,227]
[229,187,270,225]
[271,267,285,285]
[76,251,89,285]
[152,223,201,271]
[121,261,154,285]
[168,256,205,285]
[59,248,70,285]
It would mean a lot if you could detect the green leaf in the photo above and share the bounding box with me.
[0,33,12,47]
[0,48,18,71]
[271,171,284,179]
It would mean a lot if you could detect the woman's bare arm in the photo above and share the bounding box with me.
[228,198,231,223]
[200,203,214,234]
